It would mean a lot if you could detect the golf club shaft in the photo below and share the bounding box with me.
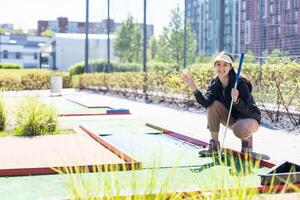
[221,53,244,150]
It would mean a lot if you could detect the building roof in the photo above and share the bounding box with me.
[54,33,116,40]
[0,34,50,47]
[40,33,116,52]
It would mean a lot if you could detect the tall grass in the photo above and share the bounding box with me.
[54,151,299,199]
[60,165,183,199]
[0,98,7,131]
[15,97,57,136]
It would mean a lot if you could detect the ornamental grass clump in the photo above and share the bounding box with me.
[60,151,300,199]
[0,98,7,131]
[15,97,57,136]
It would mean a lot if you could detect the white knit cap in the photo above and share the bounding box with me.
[214,54,233,65]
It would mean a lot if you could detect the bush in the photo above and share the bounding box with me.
[69,60,142,76]
[0,73,23,90]
[69,62,84,77]
[0,69,71,91]
[21,71,50,90]
[0,63,22,69]
[15,98,57,136]
[71,63,299,113]
[148,62,176,73]
[0,99,6,131]
[112,61,141,72]
[69,60,179,76]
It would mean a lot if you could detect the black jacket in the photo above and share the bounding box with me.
[193,69,261,124]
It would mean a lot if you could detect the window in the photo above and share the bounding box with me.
[3,50,8,59]
[242,11,246,20]
[16,52,21,59]
[208,21,213,40]
[272,16,275,25]
[244,20,251,44]
[225,26,230,34]
[270,4,274,14]
[34,53,38,60]
[225,6,230,15]
[277,15,280,24]
[286,0,290,10]
[260,0,266,18]
[205,12,209,20]
[295,24,298,33]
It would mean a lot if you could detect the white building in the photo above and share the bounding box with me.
[41,33,118,71]
[0,24,14,32]
[0,34,50,68]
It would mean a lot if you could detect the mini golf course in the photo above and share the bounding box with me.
[0,118,280,200]
[0,132,139,177]
[0,96,299,199]
[40,96,130,116]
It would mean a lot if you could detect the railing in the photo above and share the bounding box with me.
[84,86,300,126]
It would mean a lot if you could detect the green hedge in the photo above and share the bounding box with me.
[69,60,141,76]
[0,69,71,90]
[68,60,177,76]
[69,62,84,77]
[0,63,22,69]
[0,99,6,131]
[71,63,300,107]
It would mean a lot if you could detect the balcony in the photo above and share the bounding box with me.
[269,10,280,16]
[287,19,297,24]
[268,33,280,40]
[285,31,296,37]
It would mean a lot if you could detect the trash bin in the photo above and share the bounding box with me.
[50,76,62,96]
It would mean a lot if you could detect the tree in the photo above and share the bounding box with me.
[157,5,197,71]
[0,28,5,34]
[264,48,289,64]
[41,29,54,38]
[244,49,256,63]
[195,50,211,63]
[12,28,24,35]
[27,29,37,36]
[147,36,158,60]
[113,15,143,63]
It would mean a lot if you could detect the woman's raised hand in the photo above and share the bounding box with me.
[180,69,197,92]
[181,69,194,86]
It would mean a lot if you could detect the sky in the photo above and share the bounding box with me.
[0,0,184,36]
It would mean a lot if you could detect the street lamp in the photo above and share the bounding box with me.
[107,0,110,72]
[183,0,187,69]
[84,0,89,73]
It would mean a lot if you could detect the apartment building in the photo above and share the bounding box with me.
[0,34,50,68]
[186,0,300,57]
[240,0,300,56]
[186,0,200,53]
[37,17,154,41]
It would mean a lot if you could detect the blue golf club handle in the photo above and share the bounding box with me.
[234,53,244,88]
